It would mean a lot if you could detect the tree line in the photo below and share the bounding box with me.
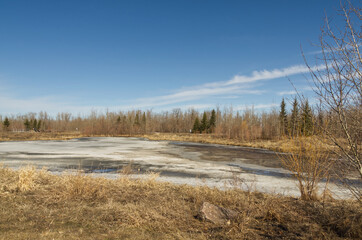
[0,99,328,141]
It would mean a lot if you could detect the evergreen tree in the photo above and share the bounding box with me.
[33,119,38,130]
[3,117,10,131]
[315,109,324,134]
[141,112,147,133]
[134,113,140,126]
[30,119,34,129]
[290,98,299,138]
[200,112,208,133]
[279,98,288,136]
[208,109,216,133]
[142,112,146,125]
[24,119,30,131]
[37,120,42,131]
[301,100,313,136]
[192,117,200,133]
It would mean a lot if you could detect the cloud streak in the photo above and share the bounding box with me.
[0,63,324,114]
[130,64,325,108]
[278,91,297,96]
[204,64,325,88]
[130,87,261,109]
[234,103,279,111]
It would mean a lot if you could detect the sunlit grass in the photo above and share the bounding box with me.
[143,133,335,153]
[0,131,336,154]
[0,166,360,239]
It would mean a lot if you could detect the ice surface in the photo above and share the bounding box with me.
[0,137,355,199]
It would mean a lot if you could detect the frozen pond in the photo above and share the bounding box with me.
[0,137,353,198]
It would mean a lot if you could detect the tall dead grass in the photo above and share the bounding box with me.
[0,166,361,239]
[0,131,85,142]
[143,133,336,153]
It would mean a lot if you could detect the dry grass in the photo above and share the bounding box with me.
[0,166,361,239]
[0,131,86,141]
[142,133,335,153]
[0,131,335,154]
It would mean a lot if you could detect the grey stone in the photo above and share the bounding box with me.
[198,202,238,224]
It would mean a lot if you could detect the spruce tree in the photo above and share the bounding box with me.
[141,112,147,133]
[301,100,313,136]
[142,112,146,125]
[192,117,200,133]
[134,113,140,126]
[200,112,208,133]
[24,119,30,131]
[33,119,38,130]
[37,120,42,131]
[316,111,324,134]
[290,97,299,138]
[3,117,10,131]
[279,98,288,136]
[209,109,216,133]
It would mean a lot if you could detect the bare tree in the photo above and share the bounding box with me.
[304,0,361,199]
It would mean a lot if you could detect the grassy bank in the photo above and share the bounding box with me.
[0,131,333,153]
[0,131,86,141]
[141,133,328,153]
[0,166,360,239]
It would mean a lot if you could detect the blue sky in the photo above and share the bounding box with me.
[0,0,345,115]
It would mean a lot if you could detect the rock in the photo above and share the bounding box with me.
[198,202,238,224]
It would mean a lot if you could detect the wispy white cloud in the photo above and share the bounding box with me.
[218,95,240,99]
[160,104,214,112]
[253,103,279,109]
[302,86,317,91]
[0,88,117,115]
[306,44,361,55]
[227,65,310,85]
[235,103,279,111]
[204,64,325,88]
[129,64,324,108]
[0,63,322,115]
[0,95,59,114]
[129,87,263,109]
[277,90,297,96]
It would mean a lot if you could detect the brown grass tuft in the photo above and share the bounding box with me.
[17,166,38,192]
[55,173,108,201]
